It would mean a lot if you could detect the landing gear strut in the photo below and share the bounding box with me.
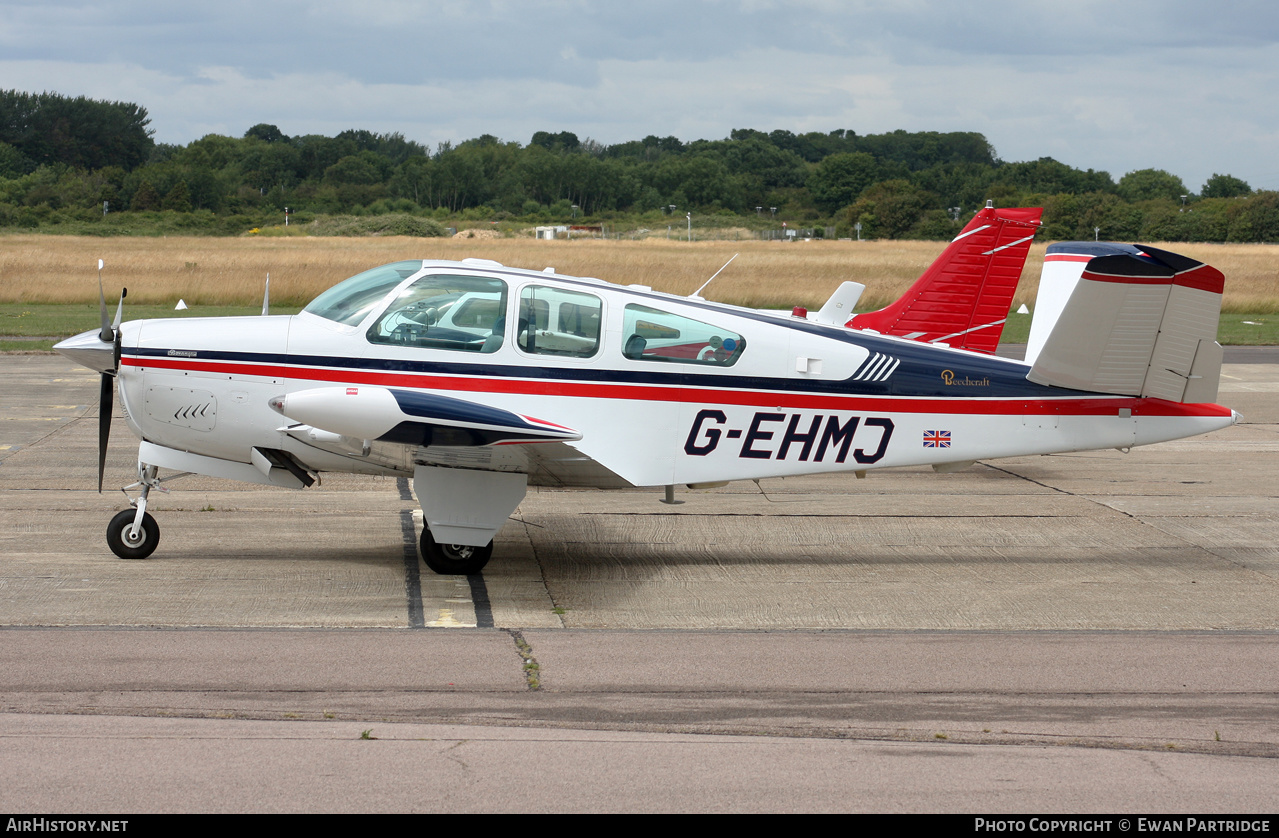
[419,527,493,575]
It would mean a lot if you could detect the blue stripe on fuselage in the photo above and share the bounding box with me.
[125,337,1084,400]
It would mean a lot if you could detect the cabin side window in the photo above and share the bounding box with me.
[367,275,508,353]
[621,304,746,366]
[517,286,602,358]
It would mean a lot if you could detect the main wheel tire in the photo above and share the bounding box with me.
[420,528,493,575]
[106,509,159,560]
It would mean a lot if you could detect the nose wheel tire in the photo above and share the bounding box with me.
[106,509,160,560]
[419,528,492,576]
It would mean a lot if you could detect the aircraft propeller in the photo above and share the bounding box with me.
[94,259,126,493]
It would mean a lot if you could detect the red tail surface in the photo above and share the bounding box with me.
[847,205,1042,354]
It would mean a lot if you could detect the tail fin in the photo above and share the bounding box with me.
[1025,243,1225,403]
[847,204,1042,353]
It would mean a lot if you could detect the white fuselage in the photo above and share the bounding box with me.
[109,261,1236,491]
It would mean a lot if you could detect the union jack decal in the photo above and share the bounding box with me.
[922,430,951,448]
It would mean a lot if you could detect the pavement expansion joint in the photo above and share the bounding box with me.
[398,509,426,629]
[979,461,1076,495]
[507,629,542,691]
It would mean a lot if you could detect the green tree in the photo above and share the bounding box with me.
[1201,173,1251,199]
[993,157,1113,196]
[239,139,303,191]
[0,141,33,178]
[335,129,427,164]
[431,148,485,211]
[389,156,434,207]
[649,154,742,211]
[0,90,153,171]
[530,131,580,152]
[130,180,160,211]
[715,137,808,201]
[855,130,997,171]
[1226,192,1279,242]
[176,134,249,172]
[808,152,878,213]
[1076,192,1143,240]
[323,152,387,186]
[841,179,934,239]
[909,162,998,212]
[294,135,359,181]
[1117,168,1187,203]
[162,180,192,212]
[244,123,289,144]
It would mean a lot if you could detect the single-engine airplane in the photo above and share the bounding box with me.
[55,215,1234,575]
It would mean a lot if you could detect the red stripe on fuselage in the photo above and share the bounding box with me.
[122,355,1232,419]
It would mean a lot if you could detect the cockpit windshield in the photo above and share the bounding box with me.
[302,261,423,326]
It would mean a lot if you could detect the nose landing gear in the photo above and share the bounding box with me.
[106,508,159,559]
[105,463,170,560]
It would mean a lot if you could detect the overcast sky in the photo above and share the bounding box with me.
[5,0,1278,191]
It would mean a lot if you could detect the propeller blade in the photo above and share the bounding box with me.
[97,261,112,343]
[112,287,127,331]
[111,288,126,374]
[98,373,113,493]
[98,282,125,491]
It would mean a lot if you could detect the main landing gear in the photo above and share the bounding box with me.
[419,527,493,576]
[105,463,168,560]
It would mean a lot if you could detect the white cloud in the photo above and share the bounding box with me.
[4,1,1279,189]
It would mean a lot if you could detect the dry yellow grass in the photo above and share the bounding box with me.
[1,235,1275,312]
[1146,242,1279,313]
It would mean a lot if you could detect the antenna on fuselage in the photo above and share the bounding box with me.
[689,253,738,300]
[261,273,270,316]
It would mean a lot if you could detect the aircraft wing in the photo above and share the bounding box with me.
[511,441,634,489]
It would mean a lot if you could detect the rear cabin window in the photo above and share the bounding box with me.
[621,304,746,366]
[367,275,508,353]
[517,286,603,358]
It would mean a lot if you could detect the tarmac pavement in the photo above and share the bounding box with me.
[0,354,1275,812]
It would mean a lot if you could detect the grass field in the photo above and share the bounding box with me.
[2,234,1276,346]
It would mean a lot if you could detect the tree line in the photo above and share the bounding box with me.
[1,88,1274,242]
